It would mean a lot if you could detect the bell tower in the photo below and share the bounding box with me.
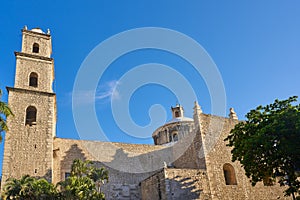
[171,104,184,118]
[1,26,56,186]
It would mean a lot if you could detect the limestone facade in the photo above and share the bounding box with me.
[141,168,212,200]
[1,27,291,200]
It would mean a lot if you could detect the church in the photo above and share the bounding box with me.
[1,27,288,199]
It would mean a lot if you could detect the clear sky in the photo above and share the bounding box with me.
[0,1,300,173]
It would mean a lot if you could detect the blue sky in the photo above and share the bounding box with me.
[0,1,300,172]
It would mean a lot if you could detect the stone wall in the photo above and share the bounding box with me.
[141,168,212,200]
[172,128,206,169]
[21,29,52,58]
[2,89,55,186]
[141,169,165,200]
[53,138,165,200]
[14,55,54,93]
[164,168,212,200]
[201,114,289,200]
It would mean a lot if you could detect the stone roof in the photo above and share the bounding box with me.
[31,28,45,34]
[166,116,194,124]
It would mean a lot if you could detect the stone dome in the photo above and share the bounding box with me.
[165,116,194,124]
[152,105,194,145]
[31,28,45,34]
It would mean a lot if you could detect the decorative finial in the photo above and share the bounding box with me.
[193,101,202,131]
[229,108,238,120]
[24,25,27,30]
[193,101,202,114]
[47,28,50,35]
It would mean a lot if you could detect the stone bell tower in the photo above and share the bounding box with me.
[1,26,56,187]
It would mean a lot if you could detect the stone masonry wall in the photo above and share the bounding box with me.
[1,89,55,187]
[141,169,165,200]
[201,114,289,200]
[14,55,54,93]
[21,30,52,58]
[164,168,212,200]
[172,128,206,170]
[53,138,165,200]
[141,168,212,200]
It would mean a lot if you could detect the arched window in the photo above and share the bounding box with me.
[29,72,38,87]
[25,106,37,125]
[169,133,173,142]
[154,136,158,145]
[173,133,178,142]
[175,111,180,118]
[223,163,237,185]
[32,43,39,53]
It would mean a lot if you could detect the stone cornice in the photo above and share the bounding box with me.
[14,52,53,62]
[6,87,56,96]
[22,29,51,39]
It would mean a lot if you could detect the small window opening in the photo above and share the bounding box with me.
[25,106,37,126]
[154,136,158,145]
[65,172,71,180]
[34,169,37,173]
[34,144,37,149]
[173,133,178,142]
[223,163,237,185]
[29,72,38,87]
[169,134,173,142]
[32,43,39,53]
[175,111,180,118]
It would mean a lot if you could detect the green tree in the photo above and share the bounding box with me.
[58,159,108,200]
[2,176,23,199]
[90,167,109,193]
[2,174,34,199]
[31,178,58,199]
[71,159,93,177]
[0,89,13,141]
[225,96,300,199]
[2,175,57,200]
[1,160,108,199]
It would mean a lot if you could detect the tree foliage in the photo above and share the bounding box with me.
[2,159,108,200]
[225,96,300,198]
[2,175,57,199]
[58,159,108,200]
[0,89,13,141]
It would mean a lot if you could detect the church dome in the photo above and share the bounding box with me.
[165,116,194,124]
[152,104,194,145]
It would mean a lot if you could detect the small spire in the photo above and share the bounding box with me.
[193,101,202,131]
[229,108,238,120]
[193,101,202,114]
[24,25,27,30]
[47,28,51,35]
